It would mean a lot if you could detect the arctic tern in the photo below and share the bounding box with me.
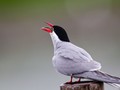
[41,22,120,88]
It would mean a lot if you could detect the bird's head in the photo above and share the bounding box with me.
[41,22,70,42]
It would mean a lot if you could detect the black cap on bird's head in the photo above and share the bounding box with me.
[41,22,70,42]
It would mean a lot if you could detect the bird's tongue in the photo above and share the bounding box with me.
[41,27,52,33]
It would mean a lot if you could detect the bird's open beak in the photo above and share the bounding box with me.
[45,22,53,28]
[41,22,53,33]
[41,27,52,33]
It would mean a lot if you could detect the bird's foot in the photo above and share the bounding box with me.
[65,80,73,84]
[74,78,81,83]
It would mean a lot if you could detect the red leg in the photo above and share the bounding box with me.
[77,78,81,82]
[74,78,81,83]
[65,74,73,84]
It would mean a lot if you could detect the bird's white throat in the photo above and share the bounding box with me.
[50,31,61,50]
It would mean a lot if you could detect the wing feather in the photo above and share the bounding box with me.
[54,42,101,73]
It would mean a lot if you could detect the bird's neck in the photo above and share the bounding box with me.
[50,31,61,50]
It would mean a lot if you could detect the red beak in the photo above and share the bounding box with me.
[41,27,52,33]
[41,22,53,33]
[45,22,53,28]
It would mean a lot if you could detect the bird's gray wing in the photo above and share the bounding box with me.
[56,42,93,62]
[56,42,101,72]
[73,71,120,84]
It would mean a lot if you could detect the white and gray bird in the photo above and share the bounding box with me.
[41,22,120,88]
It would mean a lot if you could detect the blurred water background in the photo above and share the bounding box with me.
[0,0,120,90]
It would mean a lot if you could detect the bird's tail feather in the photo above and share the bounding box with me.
[73,70,120,84]
[107,83,120,89]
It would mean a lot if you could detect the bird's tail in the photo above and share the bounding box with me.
[107,83,120,89]
[73,71,120,88]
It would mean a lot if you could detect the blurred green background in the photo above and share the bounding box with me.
[0,0,120,90]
